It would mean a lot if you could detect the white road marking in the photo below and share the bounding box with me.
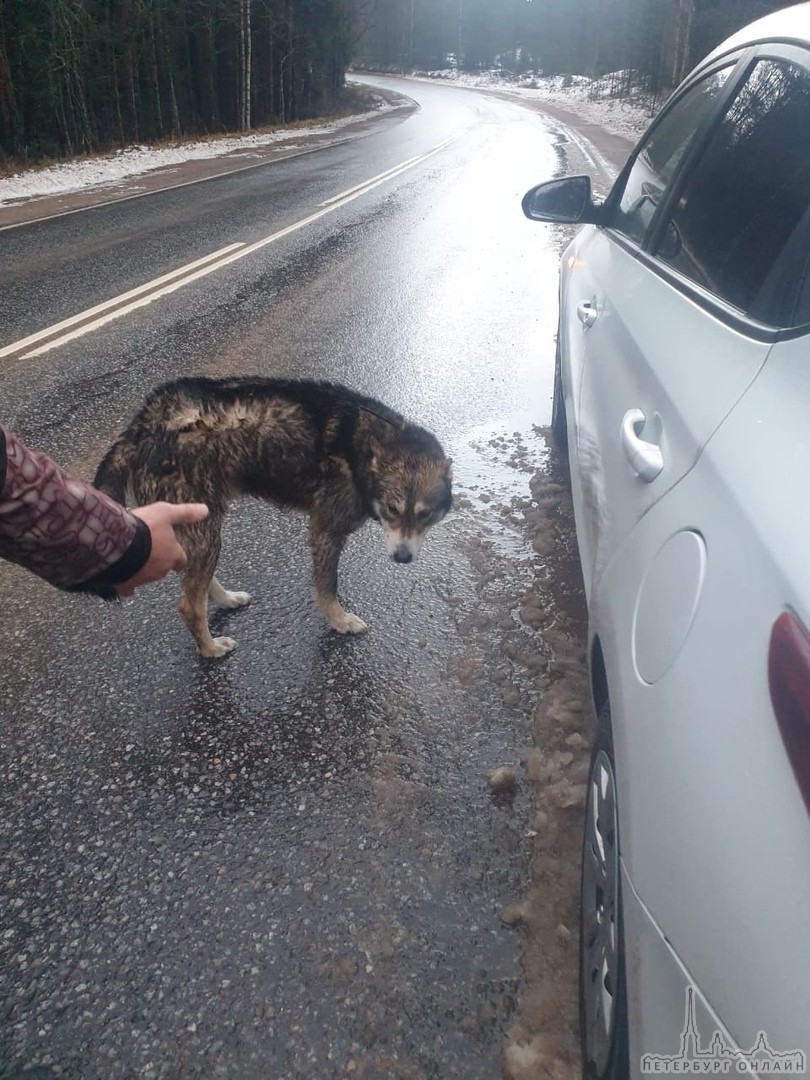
[3,135,459,361]
[560,123,618,182]
[0,137,356,234]
[318,152,424,205]
[0,243,245,359]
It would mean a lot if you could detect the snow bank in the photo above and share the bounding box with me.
[0,106,394,208]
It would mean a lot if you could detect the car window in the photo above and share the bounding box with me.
[609,67,733,245]
[655,58,810,327]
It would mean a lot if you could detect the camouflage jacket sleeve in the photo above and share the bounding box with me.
[0,424,151,596]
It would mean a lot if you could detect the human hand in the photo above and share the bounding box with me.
[115,502,209,597]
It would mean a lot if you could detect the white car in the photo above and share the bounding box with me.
[523,5,810,1078]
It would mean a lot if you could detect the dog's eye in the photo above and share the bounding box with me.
[387,503,400,518]
[417,509,432,523]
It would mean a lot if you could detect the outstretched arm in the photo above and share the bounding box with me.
[0,424,207,597]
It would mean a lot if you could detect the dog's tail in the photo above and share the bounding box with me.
[94,439,136,505]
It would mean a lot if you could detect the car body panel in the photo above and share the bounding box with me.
[704,2,810,61]
[594,470,810,1056]
[621,862,746,1071]
[590,345,810,1054]
[559,225,771,599]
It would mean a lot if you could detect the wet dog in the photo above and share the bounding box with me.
[95,376,453,657]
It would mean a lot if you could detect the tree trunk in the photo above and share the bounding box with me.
[672,0,695,86]
[149,3,164,138]
[243,0,252,130]
[0,36,16,147]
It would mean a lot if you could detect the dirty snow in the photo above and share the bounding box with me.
[409,68,654,143]
[0,71,651,209]
[452,420,590,1076]
[0,104,396,208]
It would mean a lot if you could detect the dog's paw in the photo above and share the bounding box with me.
[330,611,368,635]
[219,590,251,609]
[208,578,252,609]
[200,636,237,658]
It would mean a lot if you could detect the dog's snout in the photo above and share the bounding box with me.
[385,530,423,564]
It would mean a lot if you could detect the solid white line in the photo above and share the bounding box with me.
[0,137,359,234]
[9,135,460,360]
[318,152,423,206]
[319,134,457,207]
[0,242,245,359]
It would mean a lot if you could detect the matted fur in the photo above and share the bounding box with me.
[95,376,453,657]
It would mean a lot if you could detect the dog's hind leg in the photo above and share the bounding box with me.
[308,521,367,635]
[178,517,238,658]
[208,576,251,609]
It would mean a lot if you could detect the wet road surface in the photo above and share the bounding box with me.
[0,78,628,1078]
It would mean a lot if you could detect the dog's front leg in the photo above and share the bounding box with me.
[308,521,367,635]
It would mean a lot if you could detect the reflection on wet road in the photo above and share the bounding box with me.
[0,77,616,1078]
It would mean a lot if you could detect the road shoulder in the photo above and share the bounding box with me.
[0,90,416,231]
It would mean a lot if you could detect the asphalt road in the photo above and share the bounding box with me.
[0,77,628,1079]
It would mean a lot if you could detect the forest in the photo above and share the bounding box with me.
[0,0,794,167]
[353,0,792,96]
[0,0,355,164]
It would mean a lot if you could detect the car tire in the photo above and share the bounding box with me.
[551,337,568,449]
[579,701,630,1080]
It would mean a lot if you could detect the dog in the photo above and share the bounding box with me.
[94,376,453,657]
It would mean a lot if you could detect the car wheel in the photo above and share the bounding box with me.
[551,337,568,448]
[579,702,630,1079]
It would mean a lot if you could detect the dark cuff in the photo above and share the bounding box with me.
[0,429,7,494]
[65,518,152,599]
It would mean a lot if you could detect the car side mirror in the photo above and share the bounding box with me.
[521,176,603,225]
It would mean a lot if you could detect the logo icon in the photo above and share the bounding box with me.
[640,987,807,1074]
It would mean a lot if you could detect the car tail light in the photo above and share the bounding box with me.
[769,611,810,814]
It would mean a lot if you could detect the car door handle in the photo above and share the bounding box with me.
[576,299,598,328]
[621,409,663,482]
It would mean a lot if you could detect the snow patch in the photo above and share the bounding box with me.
[407,67,654,142]
[0,105,394,208]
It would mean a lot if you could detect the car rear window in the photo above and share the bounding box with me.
[654,58,810,329]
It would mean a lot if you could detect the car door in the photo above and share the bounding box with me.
[565,54,779,597]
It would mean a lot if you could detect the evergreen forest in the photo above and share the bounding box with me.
[0,0,794,167]
[353,0,793,99]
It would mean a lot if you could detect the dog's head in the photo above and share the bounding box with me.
[369,433,453,564]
